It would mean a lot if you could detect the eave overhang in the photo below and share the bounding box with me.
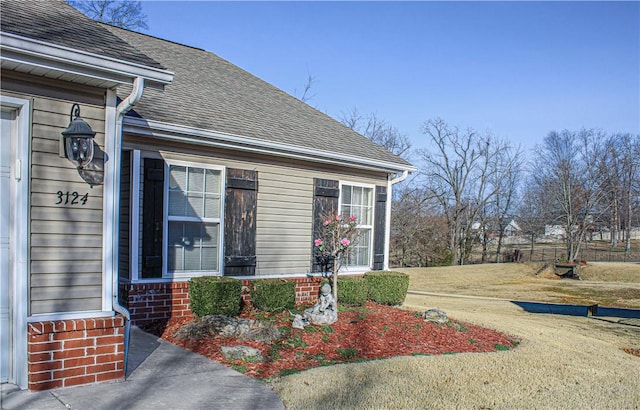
[123,117,417,174]
[0,32,173,89]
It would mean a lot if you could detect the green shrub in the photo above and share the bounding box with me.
[189,276,242,317]
[430,249,454,267]
[250,279,296,312]
[337,276,368,305]
[364,271,410,305]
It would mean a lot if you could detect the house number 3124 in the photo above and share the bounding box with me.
[55,191,89,206]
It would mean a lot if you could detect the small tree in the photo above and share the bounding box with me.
[67,0,149,30]
[313,214,359,301]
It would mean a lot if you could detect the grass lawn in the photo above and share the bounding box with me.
[397,261,640,308]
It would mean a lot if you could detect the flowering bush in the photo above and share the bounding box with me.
[314,214,359,300]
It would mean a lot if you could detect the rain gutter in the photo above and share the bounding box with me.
[111,77,145,376]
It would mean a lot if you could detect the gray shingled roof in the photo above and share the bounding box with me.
[103,25,413,169]
[1,0,164,70]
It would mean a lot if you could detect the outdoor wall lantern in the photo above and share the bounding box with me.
[61,103,96,169]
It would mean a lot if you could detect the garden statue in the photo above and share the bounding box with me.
[292,283,338,329]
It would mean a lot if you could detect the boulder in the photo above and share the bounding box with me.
[423,309,448,323]
[221,345,264,362]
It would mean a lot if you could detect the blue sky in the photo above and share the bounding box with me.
[142,1,639,155]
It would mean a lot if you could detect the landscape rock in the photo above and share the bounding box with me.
[175,315,281,342]
[221,345,264,362]
[423,309,448,323]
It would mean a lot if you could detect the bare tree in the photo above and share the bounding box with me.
[517,178,548,260]
[600,135,625,247]
[603,133,640,254]
[621,134,640,254]
[531,129,608,262]
[489,145,524,262]
[68,0,148,30]
[339,108,412,158]
[389,184,451,267]
[417,118,506,265]
[295,70,317,103]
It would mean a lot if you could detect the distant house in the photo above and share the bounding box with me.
[504,220,521,237]
[0,0,414,391]
[471,220,522,240]
[545,225,566,238]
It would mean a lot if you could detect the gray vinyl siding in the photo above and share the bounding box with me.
[2,79,107,315]
[129,139,387,278]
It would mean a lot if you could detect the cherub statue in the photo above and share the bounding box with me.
[309,283,336,315]
[292,283,338,329]
[304,283,338,325]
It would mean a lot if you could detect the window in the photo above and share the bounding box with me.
[340,184,374,268]
[166,164,223,275]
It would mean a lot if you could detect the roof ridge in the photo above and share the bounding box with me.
[97,22,206,53]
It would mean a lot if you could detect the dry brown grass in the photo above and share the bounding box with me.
[396,262,640,308]
[578,261,640,283]
[270,263,640,409]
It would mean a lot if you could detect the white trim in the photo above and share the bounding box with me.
[102,90,118,313]
[162,160,226,278]
[127,270,369,285]
[0,95,30,389]
[130,150,141,281]
[123,117,416,174]
[338,181,375,271]
[27,311,115,323]
[1,32,173,87]
[385,176,392,271]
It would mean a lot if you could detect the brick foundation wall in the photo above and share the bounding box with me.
[27,317,125,391]
[124,275,361,325]
[124,282,192,325]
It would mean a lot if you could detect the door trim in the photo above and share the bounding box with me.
[1,95,30,389]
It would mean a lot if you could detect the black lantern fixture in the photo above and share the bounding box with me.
[61,103,96,169]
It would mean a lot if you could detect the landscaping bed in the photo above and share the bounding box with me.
[143,301,519,379]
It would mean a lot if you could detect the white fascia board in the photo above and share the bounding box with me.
[0,32,173,87]
[123,117,417,174]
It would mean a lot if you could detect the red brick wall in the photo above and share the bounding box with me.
[27,317,125,391]
[291,276,326,303]
[125,282,193,324]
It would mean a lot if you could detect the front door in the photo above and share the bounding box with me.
[0,108,14,383]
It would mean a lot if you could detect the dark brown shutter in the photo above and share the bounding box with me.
[372,185,387,270]
[141,158,165,278]
[311,178,340,272]
[119,150,131,281]
[224,168,257,276]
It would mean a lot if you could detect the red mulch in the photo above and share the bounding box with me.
[146,302,519,379]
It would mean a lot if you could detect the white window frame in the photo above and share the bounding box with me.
[162,160,225,279]
[338,181,375,272]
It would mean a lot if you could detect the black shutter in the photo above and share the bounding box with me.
[311,178,340,272]
[141,158,165,278]
[224,168,258,276]
[372,185,387,270]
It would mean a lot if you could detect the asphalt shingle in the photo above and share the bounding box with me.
[105,25,412,168]
[1,0,164,70]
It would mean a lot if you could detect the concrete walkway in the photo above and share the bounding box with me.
[1,326,285,410]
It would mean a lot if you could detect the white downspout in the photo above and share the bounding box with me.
[109,77,145,376]
[384,170,409,270]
